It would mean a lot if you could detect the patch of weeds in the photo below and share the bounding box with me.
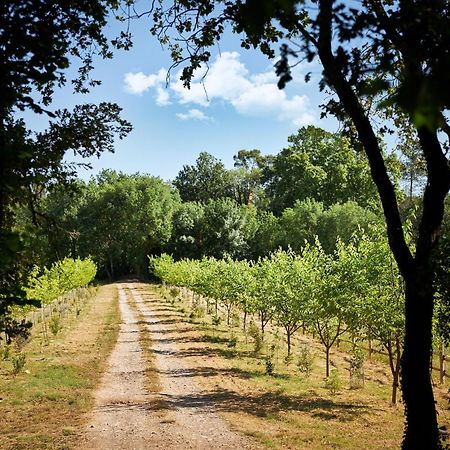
[324,368,342,395]
[189,305,205,320]
[231,311,241,328]
[349,347,365,389]
[11,352,26,376]
[227,334,238,348]
[211,314,222,326]
[265,357,275,376]
[49,315,63,336]
[284,353,294,366]
[297,344,314,378]
[0,344,11,361]
[169,286,180,300]
[248,321,263,355]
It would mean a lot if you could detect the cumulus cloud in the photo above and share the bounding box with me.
[123,69,166,95]
[124,52,315,126]
[176,109,211,121]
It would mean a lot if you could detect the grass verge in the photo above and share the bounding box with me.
[0,284,120,450]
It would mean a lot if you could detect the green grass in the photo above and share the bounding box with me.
[0,284,120,450]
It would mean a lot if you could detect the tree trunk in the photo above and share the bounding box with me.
[368,335,373,360]
[401,278,441,449]
[392,368,399,406]
[287,330,292,356]
[325,345,331,378]
[439,342,445,385]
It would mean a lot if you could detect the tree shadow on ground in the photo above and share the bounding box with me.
[133,387,373,423]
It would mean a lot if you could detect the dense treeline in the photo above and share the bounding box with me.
[12,126,385,273]
[10,125,448,286]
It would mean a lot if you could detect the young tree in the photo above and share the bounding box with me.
[352,228,406,404]
[269,249,315,356]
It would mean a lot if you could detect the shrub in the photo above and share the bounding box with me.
[265,357,275,376]
[324,369,342,395]
[349,347,365,389]
[297,344,314,378]
[11,353,26,376]
[248,321,263,355]
[49,315,63,336]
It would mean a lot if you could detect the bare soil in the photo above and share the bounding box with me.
[80,282,260,450]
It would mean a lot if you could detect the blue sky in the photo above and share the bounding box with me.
[21,13,339,182]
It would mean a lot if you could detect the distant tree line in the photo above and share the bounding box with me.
[12,125,447,287]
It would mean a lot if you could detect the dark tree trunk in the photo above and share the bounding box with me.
[260,312,266,335]
[315,3,448,446]
[438,342,445,385]
[402,275,440,448]
[386,337,402,406]
[286,329,292,356]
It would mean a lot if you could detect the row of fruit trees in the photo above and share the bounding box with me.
[1,258,97,375]
[150,225,448,405]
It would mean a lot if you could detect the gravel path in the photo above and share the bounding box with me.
[80,282,259,450]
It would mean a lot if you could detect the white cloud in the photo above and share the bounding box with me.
[123,68,166,95]
[176,109,211,121]
[124,52,315,126]
[155,86,171,106]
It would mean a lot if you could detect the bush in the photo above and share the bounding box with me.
[248,321,263,355]
[297,344,314,378]
[49,315,63,336]
[349,347,365,389]
[11,353,26,376]
[211,314,222,326]
[265,357,275,376]
[324,369,342,395]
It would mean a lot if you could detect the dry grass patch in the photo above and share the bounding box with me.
[0,284,120,450]
[143,283,450,450]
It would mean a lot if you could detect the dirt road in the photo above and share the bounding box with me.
[81,282,259,450]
